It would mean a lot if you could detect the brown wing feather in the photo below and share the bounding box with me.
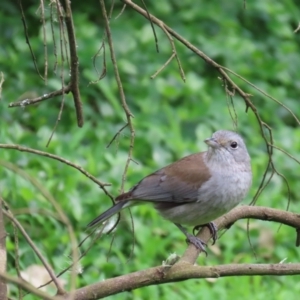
[116,152,211,203]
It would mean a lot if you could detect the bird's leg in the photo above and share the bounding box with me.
[174,223,207,254]
[193,222,218,245]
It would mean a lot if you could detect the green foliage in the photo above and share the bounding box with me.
[0,0,300,299]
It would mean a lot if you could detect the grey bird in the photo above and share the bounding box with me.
[87,130,252,252]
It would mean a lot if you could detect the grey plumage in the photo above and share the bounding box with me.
[87,130,252,251]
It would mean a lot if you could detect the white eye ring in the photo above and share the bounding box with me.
[230,141,238,149]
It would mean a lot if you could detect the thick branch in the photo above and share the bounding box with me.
[74,262,300,300]
[73,206,300,299]
[62,0,84,127]
[181,205,300,264]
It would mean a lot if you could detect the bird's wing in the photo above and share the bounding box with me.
[117,152,211,203]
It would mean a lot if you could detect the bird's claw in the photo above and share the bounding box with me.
[193,222,218,245]
[185,234,207,255]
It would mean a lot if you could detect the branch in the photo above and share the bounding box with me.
[0,200,7,299]
[181,205,300,264]
[8,86,71,108]
[0,144,112,192]
[74,263,300,300]
[10,0,84,128]
[2,208,65,295]
[72,206,300,298]
[99,0,135,193]
[0,272,60,300]
[62,0,84,127]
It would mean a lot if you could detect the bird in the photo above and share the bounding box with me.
[87,130,252,252]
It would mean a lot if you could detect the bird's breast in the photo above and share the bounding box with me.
[156,164,252,226]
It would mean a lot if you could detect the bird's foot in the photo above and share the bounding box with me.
[185,234,207,255]
[175,223,207,254]
[193,222,218,245]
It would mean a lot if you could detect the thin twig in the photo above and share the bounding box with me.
[140,0,159,52]
[221,66,300,126]
[39,0,48,84]
[106,123,129,148]
[115,4,127,19]
[151,53,176,79]
[99,0,135,193]
[2,209,65,295]
[0,272,59,300]
[50,1,58,74]
[17,0,44,80]
[8,86,71,108]
[0,145,112,192]
[0,199,7,298]
[90,38,107,84]
[294,22,300,33]
[151,23,185,81]
[45,0,67,146]
[0,72,4,100]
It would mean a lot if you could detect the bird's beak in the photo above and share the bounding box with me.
[204,137,220,149]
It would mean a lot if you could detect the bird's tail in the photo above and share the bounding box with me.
[86,200,130,228]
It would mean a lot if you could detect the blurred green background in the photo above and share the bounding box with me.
[0,0,300,299]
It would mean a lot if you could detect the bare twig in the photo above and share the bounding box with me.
[150,53,176,79]
[62,0,84,127]
[17,0,44,80]
[38,0,48,84]
[0,145,112,193]
[8,86,71,108]
[140,0,159,52]
[222,67,300,126]
[11,0,83,128]
[0,272,59,300]
[294,22,300,33]
[38,221,111,290]
[221,77,238,129]
[50,1,58,74]
[0,72,4,100]
[12,205,22,298]
[115,4,127,19]
[90,38,107,84]
[2,206,65,295]
[269,143,300,165]
[0,199,7,299]
[45,0,68,145]
[150,23,185,81]
[106,123,129,148]
[99,0,135,194]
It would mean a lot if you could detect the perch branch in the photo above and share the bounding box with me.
[71,205,300,299]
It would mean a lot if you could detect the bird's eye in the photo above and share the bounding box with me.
[230,141,238,149]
